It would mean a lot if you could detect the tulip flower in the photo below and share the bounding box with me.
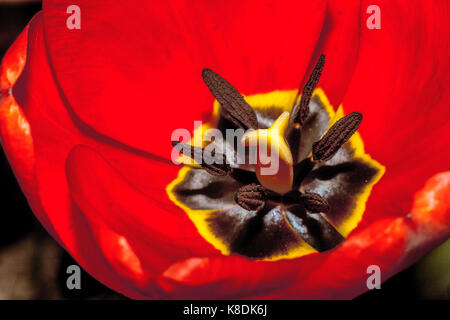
[0,0,449,299]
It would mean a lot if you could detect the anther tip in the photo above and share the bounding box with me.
[201,68,213,79]
[351,111,363,120]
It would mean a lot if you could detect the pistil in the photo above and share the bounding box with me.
[241,112,294,195]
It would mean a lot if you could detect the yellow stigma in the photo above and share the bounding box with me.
[242,111,294,194]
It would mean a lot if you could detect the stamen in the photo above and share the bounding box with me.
[234,183,268,211]
[312,112,363,161]
[202,68,258,130]
[290,54,326,126]
[172,141,231,176]
[299,192,330,213]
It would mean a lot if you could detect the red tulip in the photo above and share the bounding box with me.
[0,0,449,299]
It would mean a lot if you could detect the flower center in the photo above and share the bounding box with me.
[168,55,385,260]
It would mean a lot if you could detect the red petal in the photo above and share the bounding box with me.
[0,22,28,89]
[42,0,328,159]
[156,254,322,299]
[341,0,450,216]
[11,13,214,298]
[411,171,450,234]
[66,145,217,259]
[0,17,58,236]
[0,23,33,191]
[86,219,152,294]
[308,0,362,107]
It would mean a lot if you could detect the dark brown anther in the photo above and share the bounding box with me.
[172,141,231,176]
[290,54,325,127]
[235,183,267,211]
[300,192,330,213]
[312,111,363,161]
[201,68,258,130]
